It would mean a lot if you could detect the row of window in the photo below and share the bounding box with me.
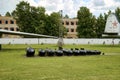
[0,27,19,31]
[0,20,14,24]
[62,21,78,25]
[67,28,76,32]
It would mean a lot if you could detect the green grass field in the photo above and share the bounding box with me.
[0,44,120,80]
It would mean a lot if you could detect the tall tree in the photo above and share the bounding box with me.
[12,1,34,33]
[31,6,46,34]
[77,6,96,38]
[12,1,46,34]
[91,15,97,37]
[44,12,66,37]
[104,10,112,21]
[115,7,120,22]
[5,12,11,16]
[64,14,69,18]
[96,14,106,38]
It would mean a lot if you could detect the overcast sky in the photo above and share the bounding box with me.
[0,0,120,18]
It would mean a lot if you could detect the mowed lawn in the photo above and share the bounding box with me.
[0,44,120,80]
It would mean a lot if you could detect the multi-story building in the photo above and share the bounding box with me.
[62,19,78,38]
[0,16,20,38]
[0,16,78,38]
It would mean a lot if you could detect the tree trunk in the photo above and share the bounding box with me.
[0,34,2,50]
[0,44,1,50]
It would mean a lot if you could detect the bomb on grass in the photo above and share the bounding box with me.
[26,47,101,57]
[26,47,35,57]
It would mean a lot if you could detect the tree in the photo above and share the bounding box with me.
[104,10,112,21]
[64,14,69,18]
[77,6,96,38]
[91,15,97,37]
[12,1,46,34]
[96,14,106,38]
[31,6,46,34]
[5,12,11,16]
[12,1,34,33]
[115,7,120,22]
[44,12,66,37]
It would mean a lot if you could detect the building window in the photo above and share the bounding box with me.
[66,21,69,25]
[5,21,8,24]
[0,20,2,24]
[4,27,8,30]
[71,28,74,32]
[10,27,14,31]
[71,22,74,25]
[10,20,14,24]
[16,28,19,31]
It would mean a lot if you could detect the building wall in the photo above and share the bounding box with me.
[0,16,20,38]
[62,19,78,38]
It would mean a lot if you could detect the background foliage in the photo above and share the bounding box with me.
[3,1,120,38]
[77,7,120,38]
[11,1,66,37]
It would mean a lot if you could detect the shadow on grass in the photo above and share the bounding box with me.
[93,44,120,47]
[2,48,25,51]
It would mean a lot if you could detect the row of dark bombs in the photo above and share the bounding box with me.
[26,47,101,57]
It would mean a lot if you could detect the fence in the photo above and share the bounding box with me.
[0,38,120,45]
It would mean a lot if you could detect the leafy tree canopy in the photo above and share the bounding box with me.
[12,1,66,37]
[77,6,96,38]
[5,12,11,17]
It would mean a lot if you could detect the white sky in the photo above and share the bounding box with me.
[0,0,120,18]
